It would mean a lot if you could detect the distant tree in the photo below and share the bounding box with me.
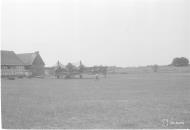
[79,61,85,73]
[171,57,189,67]
[65,63,76,72]
[152,64,158,72]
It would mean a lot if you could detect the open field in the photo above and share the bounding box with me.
[108,66,190,74]
[1,73,190,128]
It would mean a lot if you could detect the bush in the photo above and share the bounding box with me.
[66,63,76,72]
[171,57,189,67]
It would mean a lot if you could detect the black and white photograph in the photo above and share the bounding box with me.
[1,0,190,129]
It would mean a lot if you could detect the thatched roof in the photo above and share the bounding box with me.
[17,53,37,65]
[17,51,45,65]
[1,50,25,66]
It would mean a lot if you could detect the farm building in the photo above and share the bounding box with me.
[17,51,45,76]
[1,50,25,77]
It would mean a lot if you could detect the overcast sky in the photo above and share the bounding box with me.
[1,0,190,67]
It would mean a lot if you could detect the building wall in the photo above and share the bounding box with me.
[30,65,45,76]
[24,55,45,76]
[1,65,25,77]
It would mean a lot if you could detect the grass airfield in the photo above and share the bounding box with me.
[1,73,190,128]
